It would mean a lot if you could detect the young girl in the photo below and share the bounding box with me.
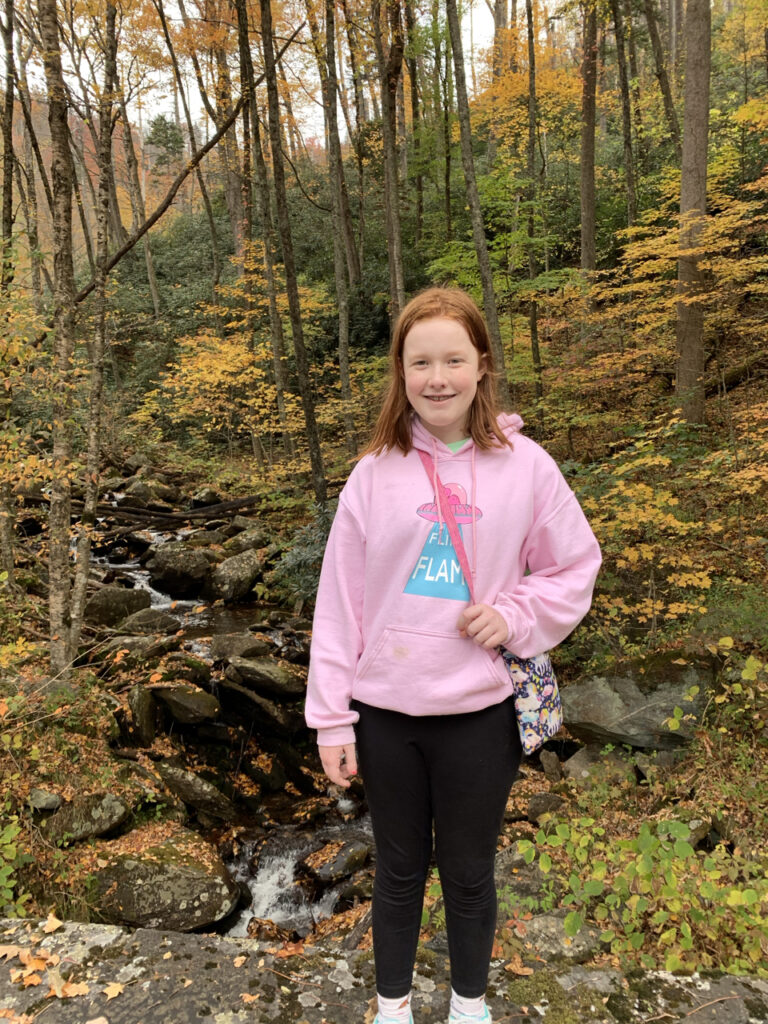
[305,288,601,1024]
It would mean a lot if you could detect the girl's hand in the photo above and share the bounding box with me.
[458,604,509,649]
[318,744,358,788]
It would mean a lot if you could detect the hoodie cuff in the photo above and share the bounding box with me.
[316,725,357,748]
[495,602,527,654]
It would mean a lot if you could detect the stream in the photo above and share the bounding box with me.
[95,525,370,939]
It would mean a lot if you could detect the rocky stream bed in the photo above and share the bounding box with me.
[5,460,767,1022]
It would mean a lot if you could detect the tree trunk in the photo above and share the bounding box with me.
[1,0,13,290]
[39,0,77,678]
[404,0,423,243]
[325,0,357,455]
[214,41,245,258]
[69,0,118,658]
[259,0,327,504]
[445,0,506,397]
[610,0,636,225]
[372,0,406,320]
[341,0,367,271]
[624,0,646,165]
[642,0,682,159]
[433,0,453,242]
[118,91,161,316]
[525,0,543,416]
[675,0,710,424]
[580,0,598,272]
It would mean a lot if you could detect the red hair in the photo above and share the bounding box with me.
[364,288,511,456]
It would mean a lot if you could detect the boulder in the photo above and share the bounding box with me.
[42,793,130,845]
[539,749,563,782]
[222,526,268,555]
[561,653,714,750]
[124,453,151,473]
[527,792,565,823]
[187,529,228,547]
[210,549,262,602]
[299,840,371,886]
[495,843,549,903]
[156,763,236,820]
[154,684,221,725]
[145,543,213,598]
[91,828,239,931]
[125,480,154,503]
[129,684,157,746]
[117,607,179,635]
[210,632,272,663]
[191,488,223,508]
[27,789,61,812]
[562,746,635,790]
[85,586,151,627]
[101,634,182,670]
[162,652,212,687]
[522,909,603,964]
[228,656,306,698]
[217,678,305,736]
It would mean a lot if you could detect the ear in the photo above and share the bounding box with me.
[477,354,487,381]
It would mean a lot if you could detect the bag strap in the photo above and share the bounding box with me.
[416,448,476,605]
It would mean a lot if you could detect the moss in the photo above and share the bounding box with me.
[506,971,611,1024]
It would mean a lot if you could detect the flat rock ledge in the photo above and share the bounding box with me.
[0,919,766,1024]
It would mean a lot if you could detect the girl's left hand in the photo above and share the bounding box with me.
[458,604,509,649]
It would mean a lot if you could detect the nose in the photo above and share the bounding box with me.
[428,363,448,388]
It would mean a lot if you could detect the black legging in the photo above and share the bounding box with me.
[353,696,522,999]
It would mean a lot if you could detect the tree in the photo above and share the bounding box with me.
[258,0,327,505]
[580,0,598,272]
[445,0,506,398]
[675,0,711,423]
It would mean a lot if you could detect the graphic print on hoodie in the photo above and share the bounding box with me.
[404,482,483,600]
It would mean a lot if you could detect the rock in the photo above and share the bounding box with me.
[210,549,263,602]
[42,793,130,845]
[152,482,181,504]
[128,685,158,745]
[210,633,272,663]
[527,792,565,823]
[222,526,268,555]
[231,514,261,531]
[154,684,221,725]
[299,840,371,886]
[336,869,374,902]
[191,488,223,508]
[162,652,211,686]
[495,843,547,903]
[228,656,306,698]
[217,678,305,736]
[523,909,603,963]
[561,653,714,750]
[539,749,563,782]
[84,586,151,627]
[26,788,61,812]
[563,746,635,790]
[116,607,179,635]
[145,543,213,598]
[101,634,182,670]
[188,528,228,547]
[125,480,154,503]
[156,763,236,820]
[91,828,239,931]
[124,453,151,473]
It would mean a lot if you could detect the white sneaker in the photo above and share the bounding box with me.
[448,1006,492,1023]
[373,1014,414,1024]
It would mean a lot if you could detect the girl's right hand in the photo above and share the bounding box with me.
[318,744,358,788]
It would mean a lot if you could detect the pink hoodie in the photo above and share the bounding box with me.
[305,414,602,747]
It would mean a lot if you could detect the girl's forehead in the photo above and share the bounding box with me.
[403,317,474,347]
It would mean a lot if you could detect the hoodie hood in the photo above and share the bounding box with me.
[411,411,525,455]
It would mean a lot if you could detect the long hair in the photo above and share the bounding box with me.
[363,288,512,455]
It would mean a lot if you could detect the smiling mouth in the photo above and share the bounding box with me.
[425,395,456,402]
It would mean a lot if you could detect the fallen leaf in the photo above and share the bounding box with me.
[0,700,8,718]
[163,952,173,960]
[182,979,193,988]
[0,947,22,962]
[276,941,304,959]
[241,993,259,1004]
[62,981,90,997]
[21,974,42,988]
[504,955,534,976]
[42,916,63,934]
[103,982,124,1000]
[233,955,247,968]
[85,1017,110,1024]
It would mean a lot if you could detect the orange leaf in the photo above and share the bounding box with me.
[241,993,259,1004]
[103,982,124,1000]
[42,916,63,935]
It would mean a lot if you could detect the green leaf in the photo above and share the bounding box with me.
[674,839,695,859]
[665,953,685,973]
[539,852,552,874]
[563,911,583,937]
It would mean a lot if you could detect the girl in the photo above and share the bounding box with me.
[305,288,601,1024]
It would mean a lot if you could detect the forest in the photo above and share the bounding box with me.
[0,0,767,995]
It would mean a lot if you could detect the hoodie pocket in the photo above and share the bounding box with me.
[355,625,509,690]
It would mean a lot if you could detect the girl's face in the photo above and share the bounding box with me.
[401,317,486,444]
